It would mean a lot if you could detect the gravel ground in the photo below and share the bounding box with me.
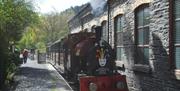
[11,59,73,91]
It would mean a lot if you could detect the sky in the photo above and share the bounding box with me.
[34,0,90,14]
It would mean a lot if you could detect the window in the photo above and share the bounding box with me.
[114,15,124,61]
[101,21,108,41]
[174,0,180,69]
[91,25,96,33]
[135,5,150,64]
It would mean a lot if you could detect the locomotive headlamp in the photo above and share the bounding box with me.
[116,81,125,89]
[89,82,98,91]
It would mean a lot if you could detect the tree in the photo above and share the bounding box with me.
[0,0,39,89]
[18,26,39,49]
[41,8,75,44]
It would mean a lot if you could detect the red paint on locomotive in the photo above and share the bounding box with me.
[80,74,128,91]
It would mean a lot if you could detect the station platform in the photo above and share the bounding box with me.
[46,59,65,74]
[13,59,73,91]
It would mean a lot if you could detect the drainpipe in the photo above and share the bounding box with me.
[81,18,84,31]
[107,0,110,44]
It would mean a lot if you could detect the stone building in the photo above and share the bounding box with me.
[68,0,180,91]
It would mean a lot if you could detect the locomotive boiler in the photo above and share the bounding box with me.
[60,26,128,91]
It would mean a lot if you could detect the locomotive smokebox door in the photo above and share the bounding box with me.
[95,40,114,75]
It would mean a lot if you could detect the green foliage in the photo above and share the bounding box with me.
[0,0,76,89]
[0,0,39,89]
[4,51,21,88]
[0,0,38,41]
[36,42,46,53]
[20,8,75,52]
[41,8,75,44]
[19,26,39,49]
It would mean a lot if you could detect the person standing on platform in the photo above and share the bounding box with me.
[23,49,28,64]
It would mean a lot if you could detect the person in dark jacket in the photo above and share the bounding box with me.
[23,49,28,64]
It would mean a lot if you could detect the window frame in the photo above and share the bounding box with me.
[114,15,124,62]
[91,25,96,33]
[169,0,174,68]
[169,0,180,69]
[116,46,124,61]
[134,4,150,65]
[169,0,180,79]
[113,15,126,69]
[173,0,180,69]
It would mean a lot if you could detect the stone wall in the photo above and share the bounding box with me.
[109,0,180,91]
[68,0,180,91]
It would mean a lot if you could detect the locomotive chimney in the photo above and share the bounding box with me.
[94,26,102,41]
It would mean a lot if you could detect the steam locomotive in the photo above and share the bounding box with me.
[47,26,128,91]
